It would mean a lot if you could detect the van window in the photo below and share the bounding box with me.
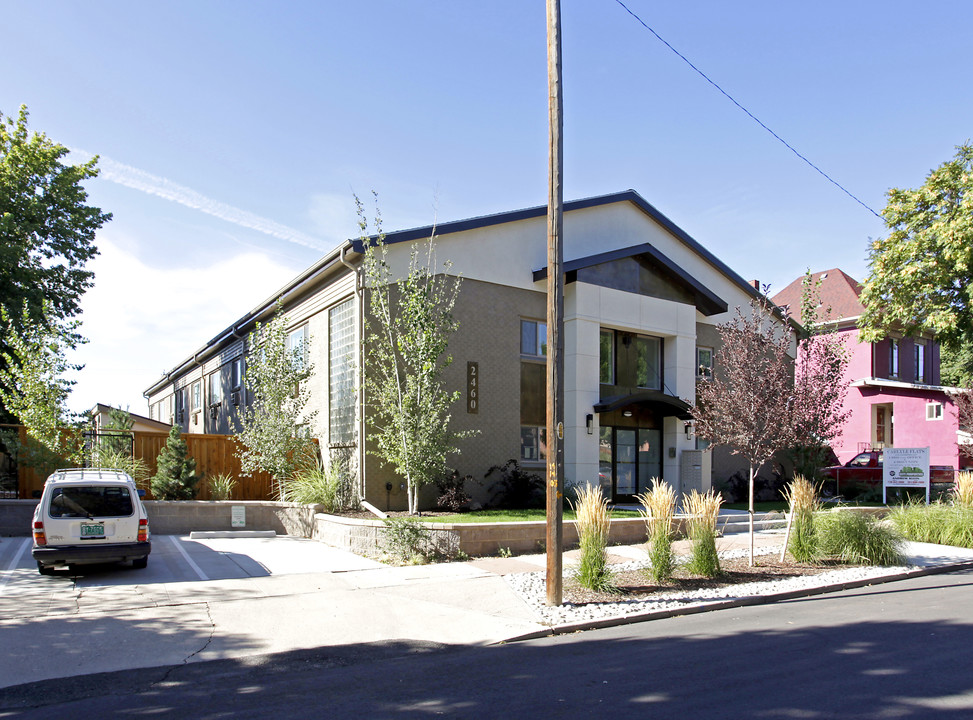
[49,486,134,518]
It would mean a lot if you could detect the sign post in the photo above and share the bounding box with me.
[883,447,931,504]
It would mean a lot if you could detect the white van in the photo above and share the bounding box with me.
[32,468,151,575]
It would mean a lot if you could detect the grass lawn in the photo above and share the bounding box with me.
[420,508,643,523]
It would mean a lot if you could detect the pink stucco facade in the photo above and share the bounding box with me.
[832,326,962,470]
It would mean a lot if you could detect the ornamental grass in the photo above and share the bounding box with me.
[953,471,973,508]
[888,500,973,549]
[684,488,723,578]
[570,484,617,593]
[637,478,677,583]
[783,474,820,563]
[817,509,905,566]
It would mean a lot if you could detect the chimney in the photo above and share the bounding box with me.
[750,279,760,290]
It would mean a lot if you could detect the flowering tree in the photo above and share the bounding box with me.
[692,297,795,565]
[957,390,973,464]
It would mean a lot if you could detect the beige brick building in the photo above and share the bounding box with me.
[144,190,791,510]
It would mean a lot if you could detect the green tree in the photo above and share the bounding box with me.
[151,423,200,500]
[237,301,316,498]
[358,195,472,515]
[0,301,84,464]
[1,105,111,422]
[859,144,973,351]
[942,344,973,388]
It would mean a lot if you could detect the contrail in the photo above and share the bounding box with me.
[70,150,330,252]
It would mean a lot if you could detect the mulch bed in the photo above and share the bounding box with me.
[563,556,848,605]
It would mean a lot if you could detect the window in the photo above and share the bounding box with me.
[889,339,899,379]
[208,371,221,406]
[191,381,202,411]
[231,357,243,390]
[600,330,614,384]
[287,326,308,371]
[601,329,662,389]
[329,299,356,445]
[520,426,547,462]
[915,341,926,383]
[696,347,714,379]
[520,319,547,357]
[927,402,943,421]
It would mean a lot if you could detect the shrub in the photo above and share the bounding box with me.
[637,478,676,583]
[953,471,973,508]
[381,517,432,565]
[485,459,544,509]
[816,509,905,566]
[207,473,236,501]
[151,424,200,500]
[684,489,723,577]
[91,446,151,491]
[888,501,973,549]
[783,475,820,562]
[282,457,351,513]
[570,484,616,593]
[435,470,474,512]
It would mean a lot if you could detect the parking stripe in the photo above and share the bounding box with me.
[168,535,209,581]
[0,539,31,596]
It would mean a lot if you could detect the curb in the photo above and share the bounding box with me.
[499,559,973,643]
[188,530,278,539]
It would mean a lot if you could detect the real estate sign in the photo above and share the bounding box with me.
[883,447,931,504]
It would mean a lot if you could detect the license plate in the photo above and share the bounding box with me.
[81,523,105,537]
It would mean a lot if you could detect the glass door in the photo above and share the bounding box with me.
[602,426,663,502]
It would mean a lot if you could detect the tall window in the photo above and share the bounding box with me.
[287,326,308,371]
[696,347,714,379]
[520,319,547,462]
[191,381,202,411]
[208,371,221,406]
[521,319,547,357]
[889,339,900,379]
[329,299,356,446]
[600,330,614,384]
[915,340,926,383]
[230,357,243,390]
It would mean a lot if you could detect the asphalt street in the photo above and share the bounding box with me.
[3,567,973,719]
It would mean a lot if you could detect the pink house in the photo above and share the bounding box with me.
[773,269,966,471]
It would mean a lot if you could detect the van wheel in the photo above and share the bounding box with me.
[132,556,148,569]
[37,562,55,576]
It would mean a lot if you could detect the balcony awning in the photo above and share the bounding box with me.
[594,390,694,420]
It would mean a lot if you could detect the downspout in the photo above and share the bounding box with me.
[340,245,366,504]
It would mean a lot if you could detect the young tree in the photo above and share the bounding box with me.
[237,301,316,498]
[1,106,111,422]
[151,423,200,500]
[358,195,472,514]
[957,390,973,464]
[790,272,852,479]
[859,144,973,351]
[692,297,796,565]
[0,302,85,464]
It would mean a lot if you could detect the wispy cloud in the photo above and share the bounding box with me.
[70,150,330,252]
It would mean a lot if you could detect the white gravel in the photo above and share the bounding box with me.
[505,545,917,627]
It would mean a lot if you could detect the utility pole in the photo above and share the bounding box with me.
[545,0,564,607]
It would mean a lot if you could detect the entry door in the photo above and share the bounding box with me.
[602,426,662,502]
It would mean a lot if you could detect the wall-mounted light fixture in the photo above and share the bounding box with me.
[585,413,593,434]
[622,410,633,418]
[684,421,693,437]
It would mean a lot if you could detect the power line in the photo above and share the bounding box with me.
[612,0,882,220]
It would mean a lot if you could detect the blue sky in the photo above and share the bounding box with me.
[3,0,971,415]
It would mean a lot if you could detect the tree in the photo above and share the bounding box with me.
[237,301,316,498]
[790,271,852,480]
[942,344,973,388]
[859,144,973,351]
[358,195,472,515]
[1,105,111,422]
[957,390,973,464]
[691,297,796,565]
[0,301,85,465]
[151,423,200,500]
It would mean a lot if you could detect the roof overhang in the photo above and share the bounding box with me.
[594,390,694,420]
[532,242,728,317]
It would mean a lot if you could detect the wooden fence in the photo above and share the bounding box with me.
[1,426,276,500]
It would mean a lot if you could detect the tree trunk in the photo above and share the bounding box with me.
[748,464,756,566]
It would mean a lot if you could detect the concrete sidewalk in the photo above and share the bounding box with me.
[2,530,973,690]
